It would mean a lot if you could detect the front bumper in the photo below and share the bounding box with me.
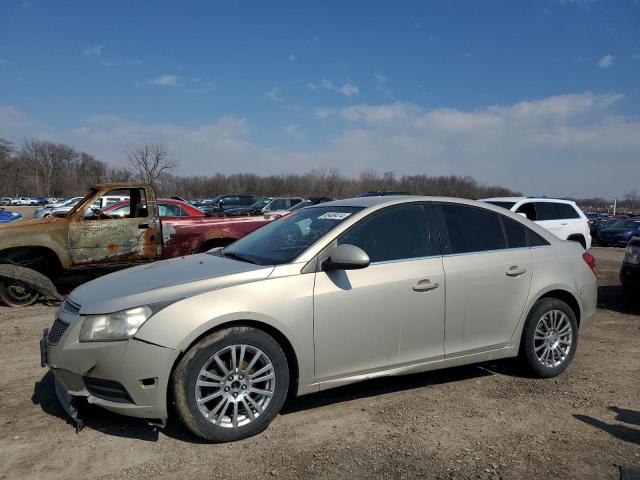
[41,316,179,421]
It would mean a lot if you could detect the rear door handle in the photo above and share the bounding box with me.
[506,266,527,277]
[413,279,439,292]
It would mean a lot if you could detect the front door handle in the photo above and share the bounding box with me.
[506,266,527,277]
[413,279,439,292]
[138,223,150,229]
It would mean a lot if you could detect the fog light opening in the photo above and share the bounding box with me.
[140,377,158,388]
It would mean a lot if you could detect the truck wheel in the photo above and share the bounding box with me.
[172,326,289,442]
[0,279,39,307]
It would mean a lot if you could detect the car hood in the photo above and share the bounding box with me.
[0,215,62,230]
[70,254,275,314]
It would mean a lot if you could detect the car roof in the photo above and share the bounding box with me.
[481,197,575,204]
[309,195,491,209]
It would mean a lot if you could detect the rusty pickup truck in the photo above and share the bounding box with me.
[0,182,272,307]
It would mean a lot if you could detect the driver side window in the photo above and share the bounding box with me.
[84,188,147,220]
[338,204,430,263]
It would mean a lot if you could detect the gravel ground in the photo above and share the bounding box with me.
[0,247,638,480]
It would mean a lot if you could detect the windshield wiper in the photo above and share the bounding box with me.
[222,251,257,264]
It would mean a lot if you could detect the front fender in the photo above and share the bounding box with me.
[134,272,316,394]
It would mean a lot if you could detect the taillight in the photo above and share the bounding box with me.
[582,251,596,275]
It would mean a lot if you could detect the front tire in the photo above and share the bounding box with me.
[172,326,289,442]
[519,298,578,377]
[0,280,39,307]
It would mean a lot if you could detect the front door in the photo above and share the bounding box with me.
[68,187,161,266]
[313,203,445,383]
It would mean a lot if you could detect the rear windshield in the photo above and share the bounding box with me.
[484,201,516,210]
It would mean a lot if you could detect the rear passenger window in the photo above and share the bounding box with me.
[501,216,528,249]
[339,204,430,262]
[557,203,580,219]
[516,202,536,221]
[527,230,550,247]
[535,202,561,221]
[440,204,506,254]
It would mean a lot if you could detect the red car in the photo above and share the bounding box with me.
[102,198,206,218]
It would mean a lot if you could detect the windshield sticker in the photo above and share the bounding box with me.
[318,212,352,220]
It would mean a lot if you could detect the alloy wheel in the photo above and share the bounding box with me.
[533,310,573,368]
[195,344,275,429]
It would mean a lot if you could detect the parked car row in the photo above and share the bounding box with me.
[586,213,640,246]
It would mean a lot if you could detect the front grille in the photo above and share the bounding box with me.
[84,377,133,404]
[47,318,69,345]
[62,299,81,315]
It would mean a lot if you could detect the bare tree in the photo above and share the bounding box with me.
[21,138,76,197]
[623,190,639,212]
[126,143,176,189]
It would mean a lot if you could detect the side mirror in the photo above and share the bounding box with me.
[323,244,370,272]
[517,212,528,219]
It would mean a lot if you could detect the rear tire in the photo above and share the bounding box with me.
[519,298,578,378]
[172,326,289,442]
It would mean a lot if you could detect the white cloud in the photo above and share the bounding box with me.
[307,79,360,97]
[283,124,303,138]
[339,84,359,97]
[598,54,615,68]
[266,86,283,102]
[340,102,420,122]
[288,54,296,62]
[83,45,103,57]
[314,107,336,118]
[374,73,388,83]
[149,74,179,86]
[5,92,640,198]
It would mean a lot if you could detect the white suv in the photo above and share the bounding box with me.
[480,197,591,249]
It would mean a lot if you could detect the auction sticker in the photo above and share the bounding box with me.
[318,212,352,220]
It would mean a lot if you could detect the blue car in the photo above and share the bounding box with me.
[598,219,640,246]
[0,208,23,224]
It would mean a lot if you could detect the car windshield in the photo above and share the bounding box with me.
[218,206,363,265]
[611,220,640,229]
[288,200,311,211]
[249,198,271,209]
[484,201,516,209]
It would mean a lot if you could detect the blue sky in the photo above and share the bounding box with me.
[1,0,639,197]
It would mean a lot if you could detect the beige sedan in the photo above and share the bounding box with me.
[42,196,597,442]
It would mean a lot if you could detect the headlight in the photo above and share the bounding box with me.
[625,245,640,265]
[79,306,154,342]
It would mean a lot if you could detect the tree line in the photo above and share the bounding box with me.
[1,136,637,209]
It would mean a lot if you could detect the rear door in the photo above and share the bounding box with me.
[534,202,565,239]
[436,203,534,355]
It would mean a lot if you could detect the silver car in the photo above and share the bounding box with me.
[42,196,597,442]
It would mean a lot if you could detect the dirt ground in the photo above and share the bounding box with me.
[0,247,638,480]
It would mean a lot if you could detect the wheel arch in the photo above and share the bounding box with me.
[533,289,582,327]
[0,246,64,279]
[566,234,586,249]
[167,318,301,408]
